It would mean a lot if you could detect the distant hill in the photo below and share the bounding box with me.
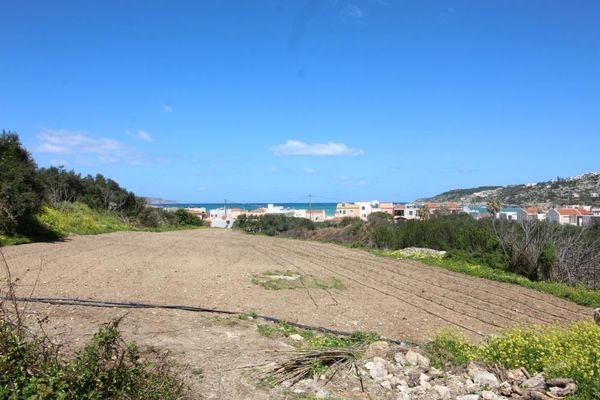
[421,172,600,206]
[145,197,177,205]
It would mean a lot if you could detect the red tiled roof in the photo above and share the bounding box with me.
[555,208,592,216]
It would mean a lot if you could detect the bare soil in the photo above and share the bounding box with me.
[2,229,593,399]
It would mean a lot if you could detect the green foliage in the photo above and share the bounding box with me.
[174,208,203,226]
[370,214,500,258]
[31,203,203,239]
[135,207,162,228]
[0,131,44,235]
[425,330,477,368]
[234,214,315,236]
[37,202,131,235]
[256,322,381,349]
[0,318,185,399]
[538,241,557,280]
[380,251,600,308]
[427,321,600,399]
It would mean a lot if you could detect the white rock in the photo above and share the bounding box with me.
[396,393,411,400]
[468,364,499,388]
[381,380,392,390]
[405,350,431,368]
[446,376,466,395]
[289,334,304,341]
[420,381,432,390]
[411,386,426,396]
[367,357,388,381]
[481,390,499,400]
[498,382,512,396]
[456,395,480,400]
[315,391,330,399]
[419,373,431,383]
[394,352,407,366]
[465,382,481,394]
[522,373,545,389]
[433,385,451,400]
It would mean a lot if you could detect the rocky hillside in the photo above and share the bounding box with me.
[422,172,600,206]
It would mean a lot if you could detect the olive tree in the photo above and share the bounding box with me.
[0,131,44,234]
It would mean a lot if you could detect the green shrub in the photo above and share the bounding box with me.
[37,202,130,235]
[0,318,185,399]
[0,131,44,235]
[136,207,162,228]
[425,329,477,367]
[235,214,315,236]
[174,209,203,226]
[427,321,600,399]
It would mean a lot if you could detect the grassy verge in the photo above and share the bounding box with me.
[377,250,600,308]
[0,234,33,246]
[37,203,131,235]
[256,321,380,349]
[425,321,600,400]
[1,203,204,245]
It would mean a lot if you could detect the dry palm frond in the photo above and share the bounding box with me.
[266,348,358,385]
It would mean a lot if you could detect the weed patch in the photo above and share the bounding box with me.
[256,321,380,349]
[0,317,186,399]
[425,321,600,399]
[252,270,344,291]
[37,203,131,235]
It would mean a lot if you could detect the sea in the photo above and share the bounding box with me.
[156,202,339,217]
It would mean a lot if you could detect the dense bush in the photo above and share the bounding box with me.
[174,208,203,226]
[0,131,44,235]
[235,214,315,236]
[370,214,501,262]
[0,318,186,399]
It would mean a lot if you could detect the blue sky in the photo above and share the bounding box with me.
[1,1,599,202]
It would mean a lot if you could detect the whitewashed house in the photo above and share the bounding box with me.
[547,208,593,227]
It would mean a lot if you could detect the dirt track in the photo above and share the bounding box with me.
[3,229,591,343]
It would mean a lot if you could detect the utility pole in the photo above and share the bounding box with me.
[308,193,312,221]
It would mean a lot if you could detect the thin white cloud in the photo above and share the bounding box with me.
[136,129,153,142]
[35,129,150,165]
[160,104,173,113]
[303,167,316,174]
[343,4,364,18]
[269,167,279,173]
[270,140,363,156]
[338,176,368,186]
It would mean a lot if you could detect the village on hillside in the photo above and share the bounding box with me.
[175,200,600,229]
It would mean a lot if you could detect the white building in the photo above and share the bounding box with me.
[354,200,380,220]
[402,203,420,220]
[547,208,593,227]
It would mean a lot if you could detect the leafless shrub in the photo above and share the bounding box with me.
[493,220,600,288]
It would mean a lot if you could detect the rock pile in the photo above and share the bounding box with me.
[288,342,577,400]
[395,247,447,257]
